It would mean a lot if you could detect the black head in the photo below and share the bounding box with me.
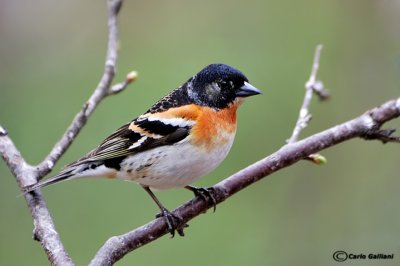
[187,64,261,109]
[147,64,261,113]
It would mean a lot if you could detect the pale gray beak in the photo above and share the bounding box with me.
[236,82,262,97]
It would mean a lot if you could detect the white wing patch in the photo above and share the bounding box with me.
[128,136,149,149]
[147,116,195,127]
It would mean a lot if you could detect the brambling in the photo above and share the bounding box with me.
[25,63,261,236]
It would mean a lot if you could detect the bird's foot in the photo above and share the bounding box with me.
[185,186,217,212]
[156,208,188,237]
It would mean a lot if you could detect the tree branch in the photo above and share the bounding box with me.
[0,0,127,265]
[287,45,330,165]
[90,98,400,265]
[288,44,329,144]
[36,0,125,178]
[1,128,74,266]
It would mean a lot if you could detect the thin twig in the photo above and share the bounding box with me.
[0,0,126,265]
[108,71,138,95]
[287,44,329,144]
[90,98,400,266]
[36,0,126,178]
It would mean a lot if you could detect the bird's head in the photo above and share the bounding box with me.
[147,63,261,113]
[186,64,261,109]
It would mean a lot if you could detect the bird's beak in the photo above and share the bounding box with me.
[236,82,262,97]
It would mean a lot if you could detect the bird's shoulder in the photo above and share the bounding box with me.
[146,83,192,114]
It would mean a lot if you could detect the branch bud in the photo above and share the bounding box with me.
[126,71,138,84]
[307,153,327,165]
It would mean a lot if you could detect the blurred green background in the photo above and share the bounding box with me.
[1,0,400,265]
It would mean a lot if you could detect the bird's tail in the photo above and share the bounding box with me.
[21,160,111,196]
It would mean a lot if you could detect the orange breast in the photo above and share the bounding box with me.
[191,102,238,149]
[146,101,241,150]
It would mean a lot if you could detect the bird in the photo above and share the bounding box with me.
[24,63,261,237]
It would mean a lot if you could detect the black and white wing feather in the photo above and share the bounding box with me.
[24,115,192,193]
[69,116,191,167]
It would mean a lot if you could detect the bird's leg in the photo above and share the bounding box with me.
[185,185,217,212]
[142,185,187,237]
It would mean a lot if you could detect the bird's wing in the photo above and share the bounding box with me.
[67,114,193,167]
[23,116,192,193]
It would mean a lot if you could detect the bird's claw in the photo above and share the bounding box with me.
[156,208,188,237]
[188,186,217,212]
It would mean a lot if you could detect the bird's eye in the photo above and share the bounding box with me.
[219,80,232,90]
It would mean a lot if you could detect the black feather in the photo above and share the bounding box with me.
[134,127,189,152]
[135,119,180,135]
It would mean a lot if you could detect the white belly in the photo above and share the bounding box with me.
[117,132,235,190]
